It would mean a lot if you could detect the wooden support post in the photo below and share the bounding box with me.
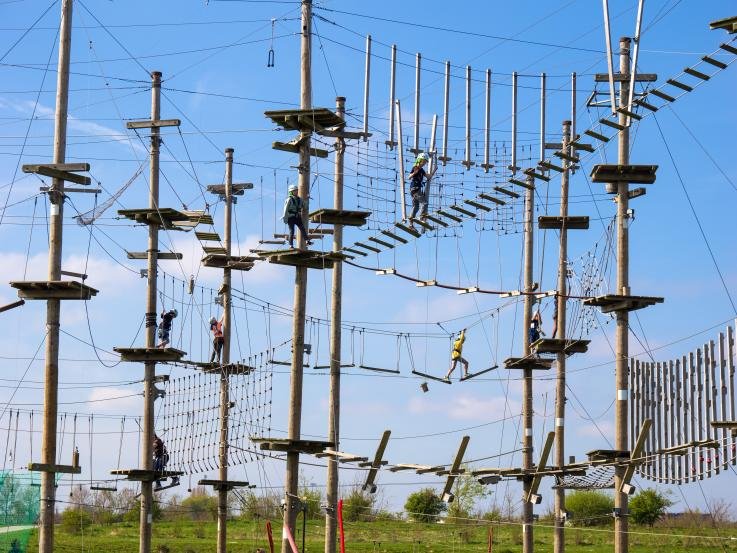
[668,360,676,481]
[613,37,631,553]
[395,100,407,221]
[511,72,518,174]
[553,120,571,553]
[521,171,535,553]
[728,323,736,465]
[283,3,312,552]
[412,52,421,154]
[481,69,491,172]
[324,96,346,553]
[689,352,697,480]
[709,340,719,474]
[696,347,704,479]
[719,332,728,469]
[362,36,371,141]
[386,44,397,148]
[462,65,473,169]
[602,0,617,114]
[38,3,73,553]
[645,362,653,480]
[630,359,637,471]
[656,362,663,482]
[681,355,690,481]
[675,358,683,483]
[440,61,450,165]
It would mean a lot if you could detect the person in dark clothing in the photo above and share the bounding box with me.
[408,152,429,223]
[210,315,224,363]
[157,309,178,348]
[153,434,178,489]
[529,310,545,344]
[282,185,312,248]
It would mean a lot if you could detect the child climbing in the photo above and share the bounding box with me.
[210,315,224,363]
[282,184,312,249]
[157,309,178,348]
[445,328,469,380]
[408,152,436,224]
[529,310,545,344]
[153,434,178,489]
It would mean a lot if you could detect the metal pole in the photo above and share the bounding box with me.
[539,73,546,163]
[139,69,162,553]
[387,44,396,148]
[283,2,312,551]
[413,53,421,154]
[511,72,518,174]
[363,35,371,140]
[614,36,631,553]
[441,61,450,165]
[39,2,72,552]
[463,65,472,169]
[553,120,572,553]
[426,115,438,209]
[217,147,234,553]
[483,68,491,172]
[627,0,646,124]
[324,95,346,553]
[521,172,535,553]
[395,99,407,221]
[571,73,577,142]
[602,0,617,114]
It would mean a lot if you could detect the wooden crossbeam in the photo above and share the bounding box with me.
[620,419,652,494]
[23,165,91,186]
[441,436,470,502]
[526,432,555,503]
[0,299,25,313]
[28,463,80,474]
[126,119,180,129]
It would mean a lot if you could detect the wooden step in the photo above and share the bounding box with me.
[590,164,657,184]
[666,78,692,92]
[510,178,534,190]
[464,199,492,212]
[195,231,221,241]
[478,193,505,206]
[127,251,183,260]
[539,161,564,173]
[310,209,371,227]
[683,67,710,81]
[649,89,675,102]
[424,214,449,227]
[494,186,519,198]
[538,216,589,230]
[449,204,476,217]
[599,118,626,131]
[701,55,727,69]
[584,129,610,142]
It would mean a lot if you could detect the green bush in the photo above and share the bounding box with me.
[565,490,614,526]
[404,488,446,523]
[341,488,374,522]
[181,489,217,521]
[60,508,92,534]
[629,489,673,526]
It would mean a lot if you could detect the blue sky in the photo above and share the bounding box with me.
[0,0,736,522]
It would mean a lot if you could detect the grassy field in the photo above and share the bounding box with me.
[19,517,737,553]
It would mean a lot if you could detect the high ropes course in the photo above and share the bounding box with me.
[1,2,737,553]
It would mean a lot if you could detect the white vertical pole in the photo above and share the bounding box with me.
[602,0,617,114]
[395,99,407,221]
[413,52,421,153]
[441,60,450,165]
[482,68,491,172]
[387,44,397,148]
[362,35,371,140]
[511,71,518,174]
[627,0,646,125]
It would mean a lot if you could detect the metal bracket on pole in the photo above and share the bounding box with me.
[620,418,652,495]
[362,430,391,494]
[526,431,555,504]
[441,435,470,503]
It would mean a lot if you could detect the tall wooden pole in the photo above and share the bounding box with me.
[38,2,72,552]
[283,2,312,551]
[217,148,234,553]
[553,120,572,553]
[140,70,163,553]
[614,36,631,553]
[521,172,535,553]
[324,96,346,553]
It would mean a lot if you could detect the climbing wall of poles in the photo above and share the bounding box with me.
[162,361,273,474]
[631,320,737,484]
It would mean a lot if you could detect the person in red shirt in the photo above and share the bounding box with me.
[210,315,225,363]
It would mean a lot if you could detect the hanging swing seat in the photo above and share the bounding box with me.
[198,479,251,491]
[459,365,498,381]
[10,280,98,300]
[251,437,333,454]
[358,364,399,374]
[309,208,371,227]
[504,357,554,371]
[538,216,590,230]
[114,347,186,363]
[590,164,658,184]
[127,251,183,261]
[111,468,183,482]
[531,338,590,356]
[412,369,451,384]
[28,462,80,475]
[583,294,663,314]
[117,208,207,230]
[90,483,118,491]
[201,254,257,271]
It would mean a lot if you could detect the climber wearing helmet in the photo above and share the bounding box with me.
[157,309,178,348]
[282,184,312,248]
[408,152,435,225]
[209,315,225,364]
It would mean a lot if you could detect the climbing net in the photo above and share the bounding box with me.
[553,465,615,490]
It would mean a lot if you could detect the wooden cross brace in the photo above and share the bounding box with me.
[362,430,391,494]
[441,435,470,503]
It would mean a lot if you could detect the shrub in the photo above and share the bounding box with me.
[629,489,673,526]
[60,508,92,534]
[565,490,614,526]
[341,488,374,522]
[404,488,446,523]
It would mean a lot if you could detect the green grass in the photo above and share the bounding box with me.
[21,517,737,553]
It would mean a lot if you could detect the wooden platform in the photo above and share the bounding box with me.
[201,254,256,271]
[196,362,254,375]
[586,449,630,462]
[114,347,186,363]
[198,479,251,491]
[315,450,369,464]
[530,338,590,356]
[263,249,345,270]
[111,469,183,482]
[538,216,589,230]
[583,294,664,314]
[118,208,208,230]
[273,140,328,158]
[251,438,333,454]
[10,280,98,300]
[590,164,658,184]
[265,108,345,133]
[504,357,555,371]
[310,209,371,227]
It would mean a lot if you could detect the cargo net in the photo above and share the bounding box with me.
[0,472,41,553]
[161,355,273,474]
[553,465,615,490]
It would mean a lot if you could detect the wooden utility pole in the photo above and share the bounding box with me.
[38,3,72,552]
[521,172,535,553]
[140,70,164,553]
[324,96,346,553]
[553,120,572,553]
[614,37,632,553]
[217,148,234,553]
[283,1,312,551]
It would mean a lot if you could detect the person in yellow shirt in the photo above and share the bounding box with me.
[445,328,469,380]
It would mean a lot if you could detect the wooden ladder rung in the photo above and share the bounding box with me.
[380,229,408,244]
[367,236,394,249]
[524,169,551,182]
[719,43,737,55]
[539,161,564,173]
[464,199,491,212]
[570,141,594,153]
[701,55,727,69]
[553,151,579,163]
[450,204,476,217]
[342,247,367,257]
[436,209,463,223]
[478,193,505,205]
[394,222,421,237]
[424,214,449,227]
[494,186,519,198]
[616,107,642,120]
[633,99,658,112]
[509,178,534,190]
[683,67,710,81]
[195,231,221,241]
[666,78,692,92]
[410,218,434,230]
[599,118,626,131]
[354,241,381,253]
[649,89,676,102]
[584,129,610,142]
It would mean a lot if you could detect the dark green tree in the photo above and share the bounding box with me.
[565,490,614,527]
[629,488,673,526]
[404,488,446,523]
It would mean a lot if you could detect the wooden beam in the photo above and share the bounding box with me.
[441,436,470,502]
[126,119,181,129]
[620,419,652,494]
[23,165,91,185]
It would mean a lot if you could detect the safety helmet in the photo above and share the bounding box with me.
[171,309,178,317]
[288,184,298,192]
[210,317,217,325]
[416,152,429,164]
